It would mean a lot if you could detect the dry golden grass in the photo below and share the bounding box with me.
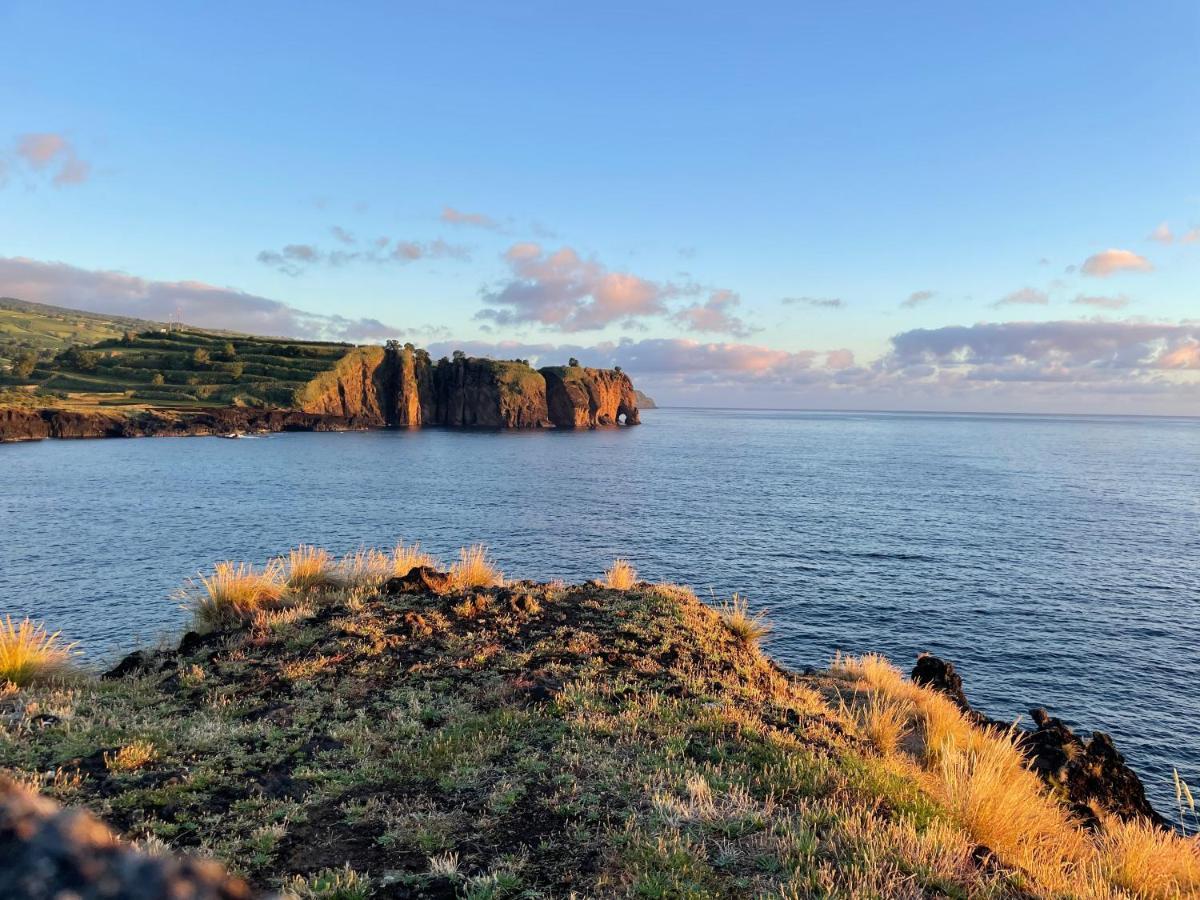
[830,652,1200,898]
[391,541,437,577]
[338,548,392,588]
[1097,815,1200,898]
[282,545,340,591]
[448,545,503,591]
[0,616,76,686]
[602,558,638,590]
[845,690,912,755]
[104,740,156,772]
[717,594,771,647]
[188,561,286,626]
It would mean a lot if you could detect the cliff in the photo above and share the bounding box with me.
[3,551,1193,899]
[292,345,389,421]
[540,365,641,427]
[298,346,641,430]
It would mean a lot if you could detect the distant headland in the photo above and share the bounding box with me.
[0,298,641,442]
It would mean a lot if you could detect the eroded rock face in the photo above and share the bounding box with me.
[295,346,390,422]
[431,356,551,428]
[540,366,640,428]
[911,655,1166,828]
[0,778,255,899]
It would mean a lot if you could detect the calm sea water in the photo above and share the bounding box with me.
[2,408,1198,814]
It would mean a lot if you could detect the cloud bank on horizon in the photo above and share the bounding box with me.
[2,253,1195,415]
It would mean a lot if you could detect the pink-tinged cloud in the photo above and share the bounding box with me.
[11,133,90,187]
[992,287,1049,308]
[1158,341,1200,370]
[258,236,469,274]
[479,243,748,334]
[671,289,753,336]
[1072,294,1130,310]
[901,289,935,308]
[441,206,499,230]
[1080,248,1153,277]
[1182,228,1200,245]
[0,255,414,342]
[1149,222,1174,244]
[478,243,670,331]
[826,348,855,369]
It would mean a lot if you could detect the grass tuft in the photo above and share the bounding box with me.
[717,593,771,647]
[282,545,340,591]
[1097,815,1200,897]
[602,558,638,590]
[338,548,392,589]
[448,545,503,591]
[282,863,371,899]
[0,616,77,686]
[104,740,156,772]
[188,561,287,626]
[391,541,437,577]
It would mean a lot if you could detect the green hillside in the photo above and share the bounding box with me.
[0,299,355,409]
[0,297,169,369]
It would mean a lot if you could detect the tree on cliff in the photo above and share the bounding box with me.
[192,348,210,367]
[568,357,580,367]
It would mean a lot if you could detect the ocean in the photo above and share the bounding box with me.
[3,407,1197,815]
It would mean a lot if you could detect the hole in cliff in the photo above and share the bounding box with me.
[617,413,627,425]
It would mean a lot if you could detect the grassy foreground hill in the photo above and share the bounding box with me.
[1,549,1196,898]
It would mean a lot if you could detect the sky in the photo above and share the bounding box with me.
[0,1,1197,414]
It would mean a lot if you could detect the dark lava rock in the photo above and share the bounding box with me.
[911,655,1167,828]
[912,653,977,717]
[102,650,154,680]
[0,777,257,899]
[383,566,453,595]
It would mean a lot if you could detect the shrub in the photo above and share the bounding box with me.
[602,558,638,590]
[717,594,771,647]
[449,545,503,591]
[188,561,286,626]
[0,616,76,686]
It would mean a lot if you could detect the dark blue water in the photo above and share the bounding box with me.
[2,408,1198,815]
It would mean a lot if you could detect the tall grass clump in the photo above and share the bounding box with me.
[448,545,503,591]
[391,541,437,577]
[282,544,340,591]
[1097,815,1200,897]
[338,548,392,588]
[602,558,638,590]
[0,616,76,686]
[717,594,771,648]
[188,560,286,626]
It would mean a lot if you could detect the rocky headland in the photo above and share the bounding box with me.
[2,550,1195,898]
[0,344,641,442]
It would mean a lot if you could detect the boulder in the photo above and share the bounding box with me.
[383,566,454,595]
[0,778,256,899]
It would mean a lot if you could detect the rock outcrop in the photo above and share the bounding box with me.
[912,654,1166,828]
[0,778,255,899]
[540,366,640,428]
[634,389,657,409]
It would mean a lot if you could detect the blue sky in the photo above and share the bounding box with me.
[1,1,1197,412]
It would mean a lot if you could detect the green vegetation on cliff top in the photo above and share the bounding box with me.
[2,547,1195,898]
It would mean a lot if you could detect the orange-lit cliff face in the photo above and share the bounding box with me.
[297,346,641,430]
